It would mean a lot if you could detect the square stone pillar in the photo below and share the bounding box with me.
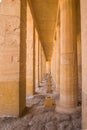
[43,52,46,78]
[80,0,87,129]
[55,26,60,92]
[35,29,39,89]
[0,0,26,116]
[77,0,82,103]
[26,4,35,95]
[41,48,46,81]
[51,45,56,83]
[46,61,51,74]
[38,40,42,84]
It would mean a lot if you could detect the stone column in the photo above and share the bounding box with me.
[46,61,51,74]
[46,61,52,93]
[41,47,43,81]
[77,0,82,103]
[26,4,35,95]
[56,26,60,92]
[42,51,46,79]
[38,38,39,86]
[35,29,39,89]
[80,0,87,129]
[38,40,42,85]
[41,48,46,80]
[41,48,44,80]
[0,0,26,116]
[57,0,78,111]
[33,23,35,94]
[51,45,56,83]
[44,53,46,78]
[77,33,82,102]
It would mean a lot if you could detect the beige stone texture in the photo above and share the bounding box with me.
[47,77,52,93]
[43,52,46,78]
[51,41,57,86]
[51,26,60,91]
[43,50,46,79]
[55,27,60,91]
[0,82,19,116]
[80,0,87,129]
[35,29,39,88]
[59,0,78,108]
[0,0,27,116]
[40,48,42,80]
[26,3,35,95]
[46,61,51,74]
[38,41,42,84]
[41,48,46,80]
[29,0,58,60]
[77,0,82,102]
[45,97,53,107]
[77,33,82,101]
[19,0,27,115]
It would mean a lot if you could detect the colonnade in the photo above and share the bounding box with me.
[0,0,47,116]
[1,0,87,129]
[0,0,81,116]
[26,1,47,96]
[51,0,81,112]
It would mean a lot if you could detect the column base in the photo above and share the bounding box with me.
[55,102,81,114]
[45,96,53,107]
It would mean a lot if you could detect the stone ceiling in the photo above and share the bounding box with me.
[28,0,58,60]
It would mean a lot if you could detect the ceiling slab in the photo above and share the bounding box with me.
[29,0,58,60]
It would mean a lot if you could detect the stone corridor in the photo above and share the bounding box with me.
[1,0,87,129]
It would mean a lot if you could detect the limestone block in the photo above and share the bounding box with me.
[45,96,53,107]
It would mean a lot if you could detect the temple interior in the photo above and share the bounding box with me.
[0,0,87,130]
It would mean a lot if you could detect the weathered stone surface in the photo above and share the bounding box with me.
[80,0,87,129]
[59,0,78,108]
[26,3,34,96]
[0,0,26,116]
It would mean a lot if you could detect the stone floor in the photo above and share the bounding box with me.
[0,77,82,130]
